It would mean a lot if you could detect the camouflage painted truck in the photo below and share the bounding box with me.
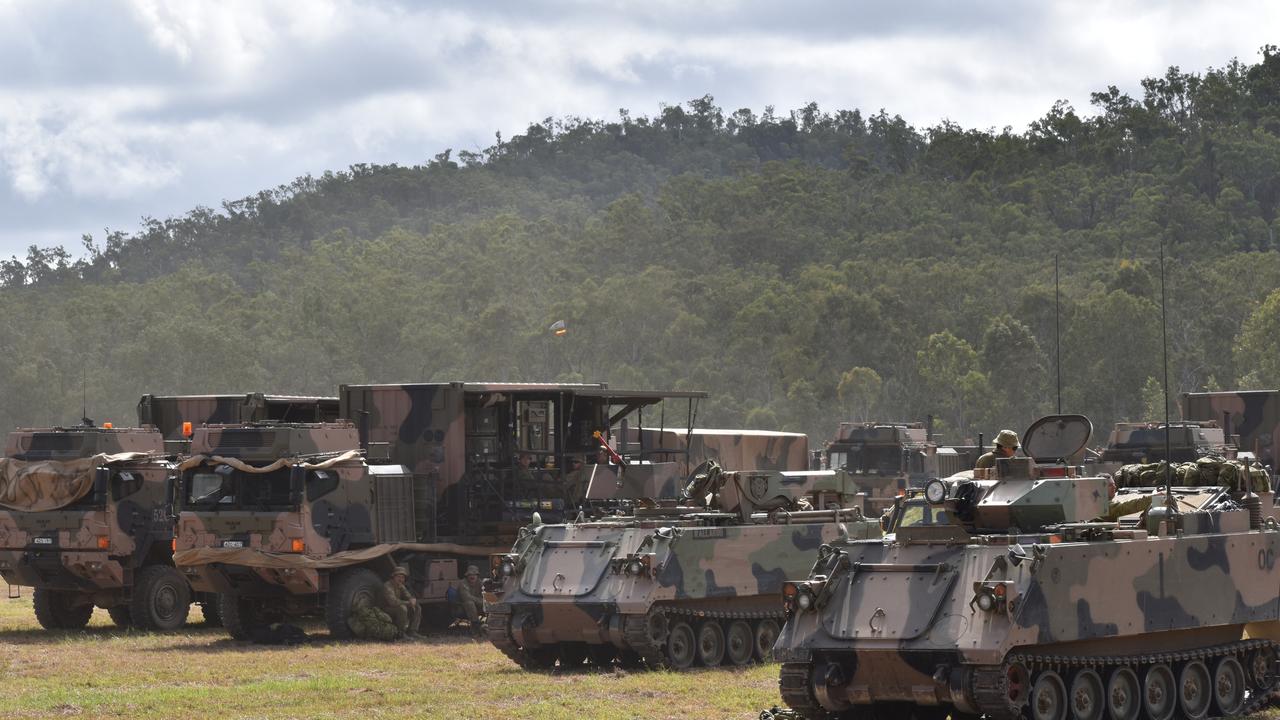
[485,461,883,671]
[337,382,794,622]
[765,414,1280,720]
[1094,421,1236,476]
[138,392,339,452]
[0,425,197,630]
[172,421,427,639]
[1182,390,1280,468]
[176,384,737,636]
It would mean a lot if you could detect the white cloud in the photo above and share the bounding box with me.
[1,0,1279,255]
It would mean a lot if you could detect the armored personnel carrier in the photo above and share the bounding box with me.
[486,461,882,671]
[0,425,195,630]
[767,414,1280,720]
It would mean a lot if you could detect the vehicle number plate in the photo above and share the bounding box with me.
[222,540,244,548]
[32,537,53,545]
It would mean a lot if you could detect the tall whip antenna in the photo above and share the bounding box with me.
[1159,241,1176,515]
[1055,254,1062,414]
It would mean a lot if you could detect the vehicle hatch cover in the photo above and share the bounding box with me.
[1022,414,1092,461]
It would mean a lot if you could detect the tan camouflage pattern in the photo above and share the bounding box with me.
[0,427,173,593]
[772,414,1280,715]
[1182,390,1280,466]
[489,466,883,658]
[0,452,155,511]
[174,423,372,595]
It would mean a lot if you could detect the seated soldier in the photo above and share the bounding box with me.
[457,565,485,637]
[380,566,422,639]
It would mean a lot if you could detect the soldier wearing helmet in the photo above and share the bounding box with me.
[975,429,1020,471]
[457,564,486,636]
[381,565,422,639]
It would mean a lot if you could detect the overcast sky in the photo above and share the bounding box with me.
[1,0,1277,258]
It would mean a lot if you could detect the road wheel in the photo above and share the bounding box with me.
[107,605,133,628]
[1067,668,1103,720]
[325,567,383,640]
[1141,664,1176,720]
[665,621,696,670]
[753,618,780,662]
[695,620,725,667]
[1177,661,1211,720]
[724,620,754,666]
[1105,667,1140,720]
[130,565,191,631]
[1210,656,1245,716]
[33,588,93,630]
[218,593,262,641]
[1029,670,1067,720]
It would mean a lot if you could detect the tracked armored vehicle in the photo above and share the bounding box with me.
[768,414,1280,720]
[486,462,882,671]
[0,425,195,630]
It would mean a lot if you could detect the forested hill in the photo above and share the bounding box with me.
[5,48,1280,444]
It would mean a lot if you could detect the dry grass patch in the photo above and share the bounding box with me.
[0,595,779,719]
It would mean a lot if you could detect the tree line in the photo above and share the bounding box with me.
[4,47,1280,445]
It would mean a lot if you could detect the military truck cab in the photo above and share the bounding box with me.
[174,422,417,639]
[823,422,958,505]
[0,425,194,630]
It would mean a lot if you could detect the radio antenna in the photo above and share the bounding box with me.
[1159,241,1176,515]
[1054,254,1062,414]
[82,366,89,426]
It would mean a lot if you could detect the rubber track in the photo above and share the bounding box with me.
[762,639,1280,720]
[979,639,1280,720]
[484,606,529,668]
[778,662,830,720]
[624,604,787,670]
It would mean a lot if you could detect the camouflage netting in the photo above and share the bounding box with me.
[348,603,399,641]
[175,449,363,473]
[0,452,155,512]
[1113,456,1270,493]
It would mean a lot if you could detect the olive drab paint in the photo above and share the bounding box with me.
[0,425,193,630]
[486,463,883,671]
[765,414,1280,720]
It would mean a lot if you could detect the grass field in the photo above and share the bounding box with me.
[0,594,781,719]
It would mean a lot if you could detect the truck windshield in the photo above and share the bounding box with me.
[836,447,902,475]
[183,464,293,510]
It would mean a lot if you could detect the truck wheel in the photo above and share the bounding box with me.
[218,593,262,641]
[130,565,192,631]
[107,605,133,628]
[33,588,92,629]
[325,567,383,640]
[200,597,223,627]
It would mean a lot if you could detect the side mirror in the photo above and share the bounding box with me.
[92,467,111,505]
[289,465,306,506]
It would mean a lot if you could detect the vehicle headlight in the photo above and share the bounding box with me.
[797,591,813,610]
[924,478,947,504]
[628,560,643,575]
[501,561,515,576]
[975,590,997,612]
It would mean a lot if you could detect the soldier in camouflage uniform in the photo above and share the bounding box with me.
[458,564,485,636]
[563,455,588,508]
[381,566,421,639]
[974,428,1019,470]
